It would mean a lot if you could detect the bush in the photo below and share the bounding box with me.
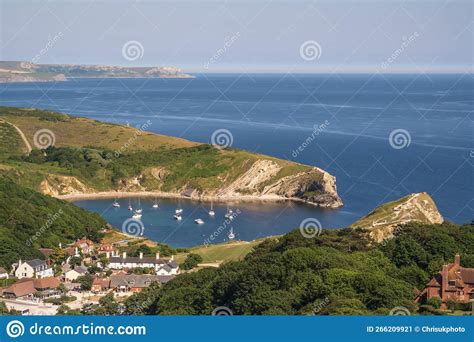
[181,253,203,270]
[427,297,442,309]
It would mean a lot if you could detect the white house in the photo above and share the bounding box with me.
[15,259,54,279]
[108,252,179,276]
[0,267,9,279]
[64,265,88,282]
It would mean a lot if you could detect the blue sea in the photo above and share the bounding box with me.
[1,74,472,247]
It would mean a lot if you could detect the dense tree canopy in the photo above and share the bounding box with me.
[123,222,473,315]
[0,178,107,269]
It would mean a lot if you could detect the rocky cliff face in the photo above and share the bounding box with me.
[351,192,444,242]
[40,175,94,196]
[41,159,343,208]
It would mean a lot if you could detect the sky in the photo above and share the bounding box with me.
[0,0,472,73]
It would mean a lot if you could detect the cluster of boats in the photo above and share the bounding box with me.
[111,198,237,240]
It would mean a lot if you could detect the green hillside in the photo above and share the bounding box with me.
[0,107,340,208]
[123,222,474,315]
[0,178,107,269]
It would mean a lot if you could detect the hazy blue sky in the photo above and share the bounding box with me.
[1,0,472,72]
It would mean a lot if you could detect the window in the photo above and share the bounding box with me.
[448,280,455,286]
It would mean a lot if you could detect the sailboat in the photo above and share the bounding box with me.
[224,204,233,219]
[112,198,120,208]
[194,218,204,224]
[173,214,182,221]
[128,199,133,211]
[208,201,215,216]
[228,227,235,240]
[132,212,142,219]
[135,198,143,214]
[152,197,159,209]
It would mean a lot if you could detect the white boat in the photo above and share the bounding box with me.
[209,201,215,216]
[135,198,142,214]
[175,208,183,214]
[132,213,142,219]
[228,227,235,240]
[173,214,182,221]
[112,199,120,208]
[152,198,159,208]
[128,199,133,211]
[224,204,233,218]
[194,218,204,224]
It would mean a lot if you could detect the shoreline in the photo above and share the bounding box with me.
[54,191,339,208]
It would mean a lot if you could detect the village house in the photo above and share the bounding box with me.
[65,265,88,282]
[98,243,117,256]
[73,239,95,255]
[108,252,179,276]
[1,280,36,299]
[2,277,60,299]
[109,274,174,293]
[0,267,9,279]
[417,254,474,305]
[14,259,53,279]
[91,278,111,293]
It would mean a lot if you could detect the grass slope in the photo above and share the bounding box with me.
[0,107,319,197]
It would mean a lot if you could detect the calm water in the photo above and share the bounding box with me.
[73,198,345,248]
[1,74,472,246]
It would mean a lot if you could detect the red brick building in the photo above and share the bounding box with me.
[417,254,474,305]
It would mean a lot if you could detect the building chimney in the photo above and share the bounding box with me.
[441,264,449,301]
[454,254,460,267]
[139,252,143,259]
[155,252,160,260]
[122,252,127,259]
[74,247,79,256]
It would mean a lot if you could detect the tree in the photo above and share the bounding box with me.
[427,297,442,309]
[77,274,93,291]
[69,256,82,268]
[98,292,119,315]
[181,253,203,270]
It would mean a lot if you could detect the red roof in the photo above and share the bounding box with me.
[3,281,36,297]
